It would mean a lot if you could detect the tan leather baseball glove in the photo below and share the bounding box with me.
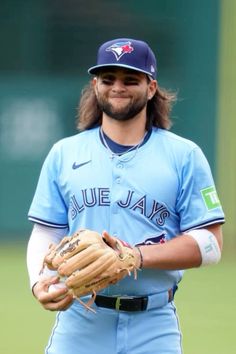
[42,229,141,310]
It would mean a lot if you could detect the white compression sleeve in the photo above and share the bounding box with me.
[26,223,68,288]
[187,228,221,266]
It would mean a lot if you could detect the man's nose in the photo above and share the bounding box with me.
[111,80,126,92]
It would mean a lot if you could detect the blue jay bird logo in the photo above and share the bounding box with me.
[136,233,166,246]
[106,41,134,61]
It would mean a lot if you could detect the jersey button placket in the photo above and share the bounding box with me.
[116,162,124,185]
[117,162,124,169]
[109,159,125,237]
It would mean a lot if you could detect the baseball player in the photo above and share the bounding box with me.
[27,38,225,354]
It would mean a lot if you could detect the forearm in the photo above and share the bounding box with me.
[139,234,201,270]
[27,224,68,288]
[27,224,74,310]
[138,225,223,270]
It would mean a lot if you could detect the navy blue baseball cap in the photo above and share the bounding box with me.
[88,38,157,79]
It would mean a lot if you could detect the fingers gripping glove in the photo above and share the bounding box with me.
[42,229,141,311]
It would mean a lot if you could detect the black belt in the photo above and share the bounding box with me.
[95,288,175,312]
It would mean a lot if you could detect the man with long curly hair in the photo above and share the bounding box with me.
[27,38,224,354]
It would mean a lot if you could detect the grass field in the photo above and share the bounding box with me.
[1,242,235,354]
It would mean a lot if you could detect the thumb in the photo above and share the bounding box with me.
[102,230,118,250]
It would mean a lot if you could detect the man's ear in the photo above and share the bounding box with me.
[148,80,157,100]
[92,77,98,96]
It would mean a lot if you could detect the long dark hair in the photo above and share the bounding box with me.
[77,80,176,131]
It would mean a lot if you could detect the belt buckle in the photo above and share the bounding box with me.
[115,296,128,311]
[115,296,148,311]
[115,296,136,311]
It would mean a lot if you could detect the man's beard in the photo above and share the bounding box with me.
[97,94,148,121]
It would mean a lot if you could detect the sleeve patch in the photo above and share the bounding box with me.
[201,186,221,210]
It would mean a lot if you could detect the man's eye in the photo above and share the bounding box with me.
[124,77,140,85]
[101,79,113,85]
[125,80,139,85]
[100,77,140,85]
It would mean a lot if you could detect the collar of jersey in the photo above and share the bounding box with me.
[99,128,152,155]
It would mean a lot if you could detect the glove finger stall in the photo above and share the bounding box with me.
[65,251,116,288]
[72,276,113,298]
[58,245,106,276]
[52,231,107,268]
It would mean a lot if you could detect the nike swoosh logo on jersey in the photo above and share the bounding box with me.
[72,160,91,170]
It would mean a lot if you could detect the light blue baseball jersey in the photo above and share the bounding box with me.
[28,126,224,296]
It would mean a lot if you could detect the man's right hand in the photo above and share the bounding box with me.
[32,276,74,311]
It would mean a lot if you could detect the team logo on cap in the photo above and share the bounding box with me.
[106,41,134,61]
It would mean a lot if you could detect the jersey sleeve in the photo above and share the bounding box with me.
[28,143,68,228]
[176,146,225,232]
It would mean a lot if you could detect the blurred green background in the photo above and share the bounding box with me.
[0,0,235,353]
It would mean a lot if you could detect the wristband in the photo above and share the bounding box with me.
[187,229,221,266]
[135,246,144,269]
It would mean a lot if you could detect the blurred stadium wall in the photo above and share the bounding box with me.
[0,0,235,248]
[217,0,236,251]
